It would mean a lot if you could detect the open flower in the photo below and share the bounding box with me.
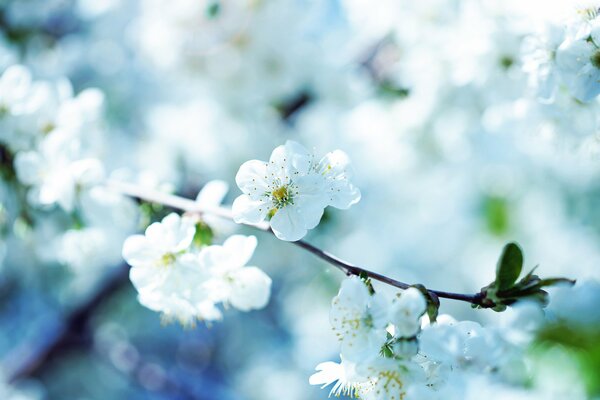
[556,18,600,102]
[232,140,360,241]
[330,277,389,363]
[358,357,426,400]
[199,235,272,312]
[122,213,215,324]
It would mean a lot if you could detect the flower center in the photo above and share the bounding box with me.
[270,185,294,209]
[591,50,600,69]
[578,7,600,21]
[160,252,177,267]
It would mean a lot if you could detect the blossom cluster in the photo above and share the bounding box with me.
[122,212,272,325]
[0,64,137,282]
[524,5,600,102]
[2,1,600,399]
[309,276,590,400]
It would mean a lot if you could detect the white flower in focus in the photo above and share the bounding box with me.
[389,287,427,339]
[122,213,214,324]
[330,277,389,363]
[556,19,600,102]
[232,140,360,241]
[309,356,369,398]
[199,235,272,311]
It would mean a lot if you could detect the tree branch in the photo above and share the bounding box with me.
[106,180,486,307]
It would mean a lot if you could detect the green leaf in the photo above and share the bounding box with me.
[193,221,214,248]
[496,242,523,291]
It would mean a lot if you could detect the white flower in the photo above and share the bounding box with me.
[123,215,270,323]
[556,19,600,102]
[14,131,104,211]
[389,287,427,338]
[522,24,565,102]
[199,235,272,312]
[232,140,360,241]
[309,356,369,398]
[358,357,425,400]
[315,149,361,209]
[330,277,389,363]
[419,317,507,371]
[122,213,214,324]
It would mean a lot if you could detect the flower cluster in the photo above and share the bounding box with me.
[122,212,272,325]
[232,140,360,241]
[524,4,600,102]
[0,64,137,279]
[310,277,543,399]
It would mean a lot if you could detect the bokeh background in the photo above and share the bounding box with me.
[1,0,600,398]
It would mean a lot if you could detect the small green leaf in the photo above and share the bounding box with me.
[193,221,214,248]
[496,242,523,291]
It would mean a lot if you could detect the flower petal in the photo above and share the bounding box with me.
[232,195,269,224]
[270,206,307,241]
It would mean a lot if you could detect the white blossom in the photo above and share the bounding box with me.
[389,287,427,339]
[232,140,360,241]
[198,235,272,312]
[556,18,600,102]
[330,277,389,363]
[122,213,214,323]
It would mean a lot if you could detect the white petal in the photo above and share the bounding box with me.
[14,151,43,185]
[235,159,270,199]
[232,195,269,224]
[295,197,325,230]
[196,180,229,206]
[309,361,343,386]
[221,235,257,268]
[270,206,307,241]
[122,234,161,268]
[269,141,312,175]
[228,266,272,311]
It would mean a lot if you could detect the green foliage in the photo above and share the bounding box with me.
[483,196,510,235]
[476,242,574,311]
[138,202,170,229]
[378,81,410,99]
[193,221,214,248]
[496,242,523,290]
[535,323,600,396]
[205,1,221,18]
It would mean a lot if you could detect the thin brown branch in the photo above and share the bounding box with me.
[105,180,485,307]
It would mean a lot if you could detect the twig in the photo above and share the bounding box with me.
[105,180,485,307]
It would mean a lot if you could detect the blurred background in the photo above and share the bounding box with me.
[0,0,599,398]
